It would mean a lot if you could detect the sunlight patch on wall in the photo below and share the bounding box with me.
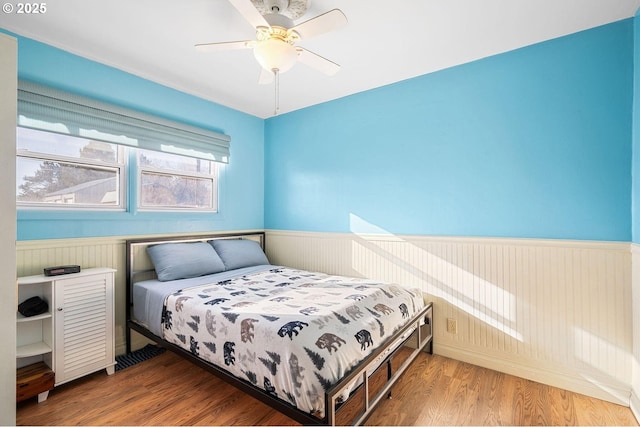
[349,213,522,342]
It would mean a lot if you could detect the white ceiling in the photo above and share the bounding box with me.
[1,0,639,118]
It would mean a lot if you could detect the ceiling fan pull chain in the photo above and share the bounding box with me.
[274,68,280,115]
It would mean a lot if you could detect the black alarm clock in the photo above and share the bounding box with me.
[44,265,81,276]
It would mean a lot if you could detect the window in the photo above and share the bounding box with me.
[16,80,230,213]
[17,127,125,208]
[138,149,219,211]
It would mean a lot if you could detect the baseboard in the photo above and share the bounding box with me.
[435,342,631,406]
[630,390,640,424]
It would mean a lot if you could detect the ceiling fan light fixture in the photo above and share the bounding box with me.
[253,38,298,73]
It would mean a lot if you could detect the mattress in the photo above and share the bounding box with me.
[133,265,424,417]
[132,265,273,336]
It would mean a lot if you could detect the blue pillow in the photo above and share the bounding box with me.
[209,239,270,271]
[146,241,226,281]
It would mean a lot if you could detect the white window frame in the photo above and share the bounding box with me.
[16,134,127,210]
[136,150,219,212]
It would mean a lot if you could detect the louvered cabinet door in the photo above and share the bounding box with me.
[53,268,116,386]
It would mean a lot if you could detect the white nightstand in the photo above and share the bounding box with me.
[17,268,116,400]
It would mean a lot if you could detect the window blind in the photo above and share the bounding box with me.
[17,80,230,163]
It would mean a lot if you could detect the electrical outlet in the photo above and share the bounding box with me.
[447,318,457,334]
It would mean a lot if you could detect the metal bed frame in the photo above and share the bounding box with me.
[125,231,433,426]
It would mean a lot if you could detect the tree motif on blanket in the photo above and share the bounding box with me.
[190,336,199,356]
[304,347,325,370]
[264,377,278,396]
[162,307,173,329]
[222,312,239,323]
[203,341,216,354]
[285,390,297,406]
[223,341,235,365]
[187,315,200,332]
[242,370,257,385]
[314,371,333,391]
[259,351,281,375]
[333,311,351,324]
[375,318,385,337]
[205,297,229,305]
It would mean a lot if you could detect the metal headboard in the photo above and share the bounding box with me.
[125,231,266,351]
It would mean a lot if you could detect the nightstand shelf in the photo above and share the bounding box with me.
[17,312,52,322]
[17,342,53,359]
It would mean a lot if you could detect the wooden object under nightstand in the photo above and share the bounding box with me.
[17,362,54,403]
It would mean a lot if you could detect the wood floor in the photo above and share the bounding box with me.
[17,350,638,426]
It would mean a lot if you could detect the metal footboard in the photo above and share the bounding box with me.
[325,303,433,425]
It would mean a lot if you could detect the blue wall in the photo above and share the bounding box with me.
[5,19,636,242]
[3,32,265,240]
[265,20,633,241]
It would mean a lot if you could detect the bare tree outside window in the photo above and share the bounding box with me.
[138,149,218,211]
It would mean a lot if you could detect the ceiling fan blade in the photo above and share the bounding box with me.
[290,9,347,40]
[258,68,275,85]
[297,48,340,75]
[195,40,255,52]
[228,0,270,29]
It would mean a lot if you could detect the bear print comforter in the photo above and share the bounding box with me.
[161,266,424,417]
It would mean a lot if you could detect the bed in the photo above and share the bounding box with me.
[126,232,433,426]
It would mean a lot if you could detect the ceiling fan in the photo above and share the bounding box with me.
[195,0,348,85]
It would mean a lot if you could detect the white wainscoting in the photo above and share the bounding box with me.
[630,244,640,420]
[16,230,635,406]
[266,230,633,405]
